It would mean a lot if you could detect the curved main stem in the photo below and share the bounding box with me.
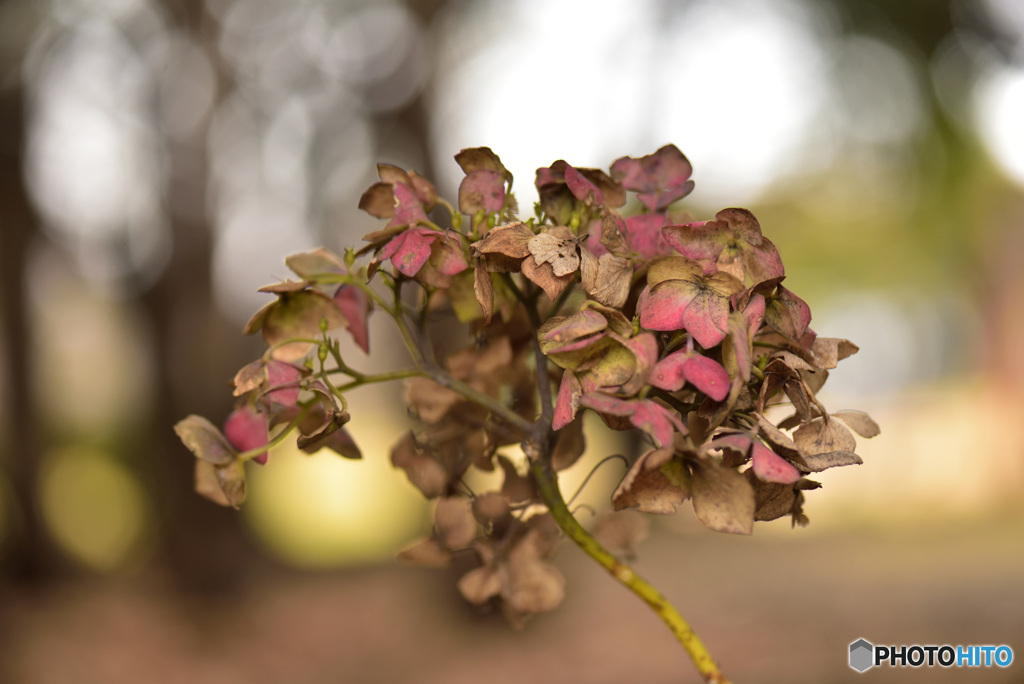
[530,460,730,684]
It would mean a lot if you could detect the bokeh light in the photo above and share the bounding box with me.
[39,446,153,571]
[975,65,1024,187]
[244,411,427,568]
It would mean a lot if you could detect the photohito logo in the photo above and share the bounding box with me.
[849,638,1014,672]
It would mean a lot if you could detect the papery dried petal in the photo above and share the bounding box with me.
[764,284,812,341]
[832,410,880,438]
[175,415,236,466]
[612,448,689,514]
[690,459,755,535]
[593,509,650,558]
[397,538,452,568]
[528,231,580,277]
[794,417,857,456]
[473,222,534,260]
[435,496,478,550]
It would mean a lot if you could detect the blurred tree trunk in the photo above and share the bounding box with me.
[140,0,265,593]
[0,68,68,582]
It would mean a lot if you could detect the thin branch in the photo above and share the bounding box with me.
[333,367,427,393]
[530,460,730,684]
[502,273,554,425]
[428,368,534,435]
[392,277,425,366]
[566,454,629,508]
[236,404,311,463]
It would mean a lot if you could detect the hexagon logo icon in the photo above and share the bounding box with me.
[849,638,874,672]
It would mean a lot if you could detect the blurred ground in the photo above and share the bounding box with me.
[3,506,1022,684]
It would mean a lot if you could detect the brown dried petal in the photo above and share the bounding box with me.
[580,250,632,309]
[233,361,266,397]
[612,449,688,514]
[474,222,534,259]
[404,377,463,424]
[358,182,396,218]
[551,416,586,471]
[194,460,233,507]
[376,162,412,186]
[284,247,347,278]
[502,528,566,615]
[832,410,880,438]
[754,413,803,461]
[593,509,650,559]
[447,336,513,382]
[435,496,478,550]
[539,309,608,348]
[810,337,860,369]
[397,537,452,568]
[256,291,348,362]
[255,279,314,295]
[390,432,447,498]
[472,491,511,523]
[793,417,857,455]
[646,255,702,289]
[455,146,511,179]
[474,266,495,323]
[499,455,536,504]
[459,565,504,605]
[522,257,575,301]
[175,415,236,466]
[528,231,580,277]
[772,350,815,372]
[690,460,755,535]
[800,451,863,472]
[212,459,246,509]
[747,475,797,522]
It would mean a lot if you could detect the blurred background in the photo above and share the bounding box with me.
[1,0,1023,681]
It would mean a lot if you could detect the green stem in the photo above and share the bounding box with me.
[334,367,427,393]
[502,274,553,424]
[393,278,425,366]
[237,405,311,463]
[529,461,731,684]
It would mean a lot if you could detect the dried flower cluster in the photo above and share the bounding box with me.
[175,144,877,678]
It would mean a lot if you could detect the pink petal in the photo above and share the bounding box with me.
[681,355,730,402]
[459,169,505,214]
[553,371,581,430]
[265,360,303,405]
[580,392,634,417]
[334,285,371,354]
[679,291,730,349]
[386,182,429,228]
[224,405,269,464]
[624,213,667,260]
[750,442,801,484]
[386,228,436,277]
[628,401,681,448]
[564,164,604,206]
[430,234,469,276]
[638,282,693,331]
[650,350,689,392]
